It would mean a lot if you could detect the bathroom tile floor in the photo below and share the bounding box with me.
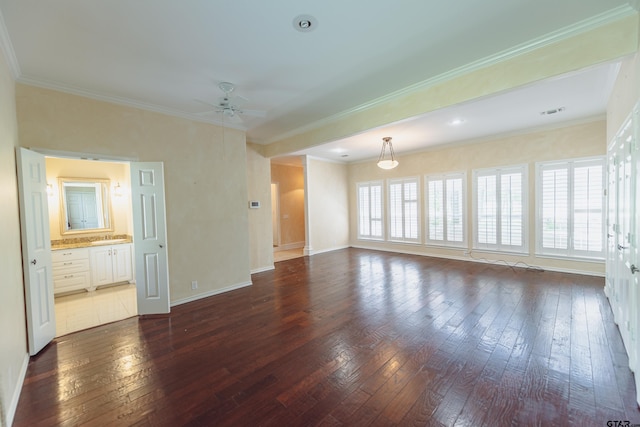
[54,283,137,337]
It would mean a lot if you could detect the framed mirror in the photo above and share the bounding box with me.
[58,177,114,235]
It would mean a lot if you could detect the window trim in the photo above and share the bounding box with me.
[535,156,605,260]
[424,171,467,248]
[356,180,385,241]
[387,176,421,243]
[472,164,528,254]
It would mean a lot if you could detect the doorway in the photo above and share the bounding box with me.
[270,158,306,262]
[271,182,280,248]
[45,156,137,336]
[18,147,171,354]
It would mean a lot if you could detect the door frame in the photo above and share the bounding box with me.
[271,182,281,247]
[22,149,171,327]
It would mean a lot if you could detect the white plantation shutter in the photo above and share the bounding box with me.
[541,167,569,250]
[500,173,523,247]
[388,178,420,242]
[357,181,383,240]
[536,157,604,258]
[473,165,527,252]
[371,184,382,237]
[476,174,497,245]
[428,180,444,241]
[426,173,466,247]
[573,164,603,253]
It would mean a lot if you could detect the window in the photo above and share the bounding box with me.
[357,181,383,240]
[425,172,466,247]
[536,157,605,259]
[388,177,420,242]
[473,165,527,253]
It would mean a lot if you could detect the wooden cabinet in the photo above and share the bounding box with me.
[52,248,91,294]
[90,243,133,287]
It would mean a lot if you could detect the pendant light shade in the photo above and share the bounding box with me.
[377,137,398,170]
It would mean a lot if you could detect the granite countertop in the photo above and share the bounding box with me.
[51,235,133,250]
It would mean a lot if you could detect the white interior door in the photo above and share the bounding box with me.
[606,148,617,293]
[16,147,56,355]
[630,106,640,402]
[615,138,630,342]
[130,162,170,315]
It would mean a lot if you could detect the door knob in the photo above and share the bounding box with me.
[632,264,639,274]
[618,244,628,250]
[159,244,164,248]
[31,259,37,265]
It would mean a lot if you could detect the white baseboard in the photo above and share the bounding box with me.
[350,244,605,277]
[6,352,29,427]
[274,241,305,252]
[251,265,275,274]
[305,245,350,256]
[170,281,252,307]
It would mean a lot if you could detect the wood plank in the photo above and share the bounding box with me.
[12,248,640,426]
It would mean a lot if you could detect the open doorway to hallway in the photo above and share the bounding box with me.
[271,157,305,262]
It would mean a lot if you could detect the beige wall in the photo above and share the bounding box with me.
[246,143,274,273]
[0,49,27,426]
[16,84,251,303]
[271,163,305,247]
[608,50,640,141]
[45,157,132,240]
[349,120,607,275]
[306,157,350,254]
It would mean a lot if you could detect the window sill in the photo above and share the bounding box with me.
[387,240,422,246]
[425,242,467,250]
[471,248,530,256]
[534,253,605,264]
[357,237,385,242]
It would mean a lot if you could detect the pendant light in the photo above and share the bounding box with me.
[377,137,398,170]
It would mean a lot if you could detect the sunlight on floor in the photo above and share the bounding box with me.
[54,283,137,337]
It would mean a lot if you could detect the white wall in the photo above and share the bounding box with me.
[0,43,28,427]
[608,50,640,142]
[305,157,350,254]
[246,143,274,273]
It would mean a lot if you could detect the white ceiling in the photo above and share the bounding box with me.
[0,1,634,162]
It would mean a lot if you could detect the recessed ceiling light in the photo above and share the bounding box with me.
[293,14,317,33]
[448,118,465,126]
[540,107,566,116]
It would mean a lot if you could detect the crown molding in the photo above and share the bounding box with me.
[16,75,248,132]
[264,4,638,145]
[0,8,20,79]
[349,114,607,165]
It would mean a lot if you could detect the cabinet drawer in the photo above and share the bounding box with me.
[53,271,91,293]
[53,259,90,275]
[52,248,90,262]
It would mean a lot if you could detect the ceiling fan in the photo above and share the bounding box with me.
[196,82,266,123]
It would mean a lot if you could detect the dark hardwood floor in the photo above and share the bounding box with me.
[14,248,640,426]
